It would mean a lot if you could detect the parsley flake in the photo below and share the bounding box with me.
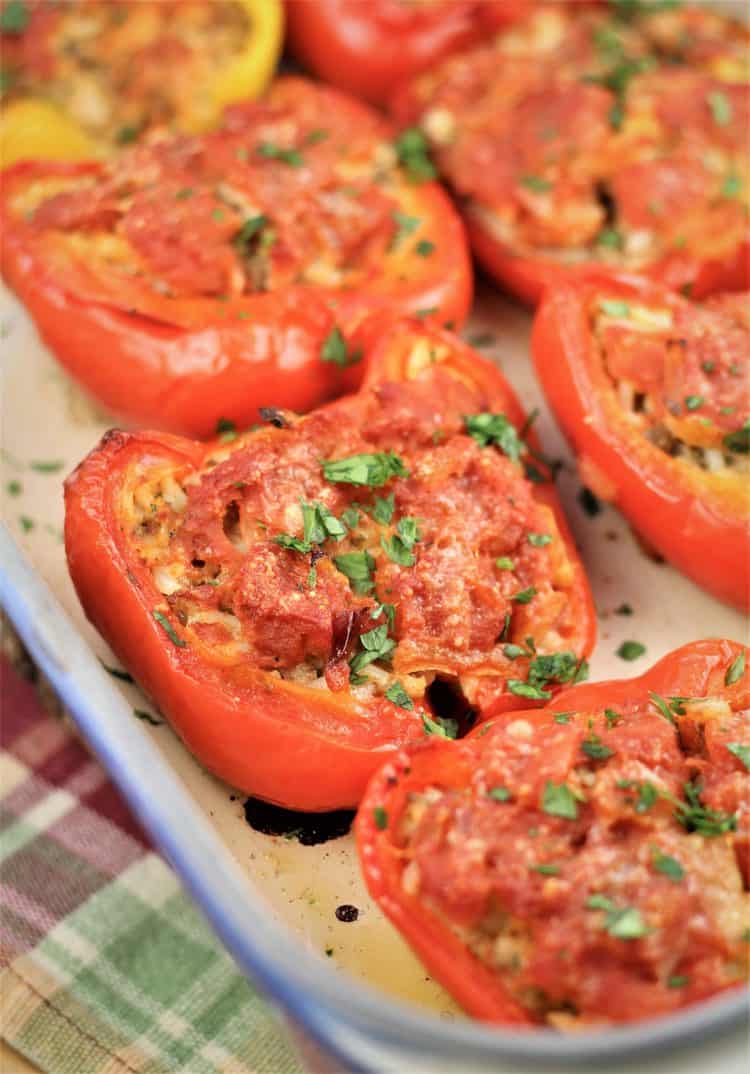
[488,786,511,802]
[385,682,414,710]
[256,141,303,166]
[528,533,552,547]
[394,128,437,182]
[684,395,704,411]
[520,174,552,193]
[582,734,615,761]
[617,640,646,661]
[333,550,375,594]
[422,713,458,739]
[727,743,750,770]
[725,650,745,685]
[600,299,630,318]
[320,325,362,368]
[373,807,388,830]
[724,421,750,454]
[153,611,187,648]
[465,413,523,461]
[323,452,408,487]
[652,848,684,881]
[707,90,732,127]
[0,1,29,33]
[542,781,579,820]
[350,625,396,675]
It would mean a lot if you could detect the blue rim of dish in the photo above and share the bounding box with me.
[1,526,747,1073]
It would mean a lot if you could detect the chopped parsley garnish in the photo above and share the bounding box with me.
[422,713,458,739]
[725,650,746,685]
[673,780,737,837]
[520,174,552,193]
[305,128,329,145]
[495,556,514,571]
[115,124,140,145]
[511,586,536,604]
[585,55,654,129]
[19,515,34,533]
[391,211,421,248]
[652,848,684,881]
[604,708,621,728]
[529,651,585,689]
[597,228,623,250]
[586,895,649,939]
[649,691,679,725]
[385,681,414,710]
[600,299,630,318]
[29,460,65,473]
[488,786,511,802]
[381,516,421,567]
[349,625,396,675]
[727,743,750,771]
[394,127,437,182]
[368,493,394,525]
[528,533,552,547]
[707,90,732,127]
[416,239,435,257]
[542,781,579,820]
[507,680,548,700]
[724,421,750,454]
[256,141,303,166]
[275,501,347,554]
[320,325,362,368]
[234,214,269,249]
[373,807,388,830]
[175,188,193,200]
[578,487,602,516]
[531,863,560,875]
[323,451,408,487]
[0,1,29,33]
[414,306,438,319]
[341,507,360,530]
[370,601,396,630]
[215,417,238,442]
[464,413,522,462]
[722,173,742,198]
[333,550,375,594]
[6,479,21,496]
[582,734,615,761]
[617,640,646,661]
[153,611,187,648]
[684,395,703,411]
[618,779,659,813]
[667,975,689,989]
[503,644,527,660]
[554,712,573,724]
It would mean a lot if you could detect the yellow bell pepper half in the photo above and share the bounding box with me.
[0,0,283,167]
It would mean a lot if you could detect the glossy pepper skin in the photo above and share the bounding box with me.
[356,638,749,1026]
[465,221,750,309]
[64,316,594,812]
[285,0,527,107]
[0,0,284,165]
[532,274,749,610]
[0,116,471,438]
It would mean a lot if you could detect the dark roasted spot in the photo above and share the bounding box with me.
[426,676,476,739]
[578,487,602,517]
[335,904,360,923]
[259,407,289,428]
[243,797,355,845]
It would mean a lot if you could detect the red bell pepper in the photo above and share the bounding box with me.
[391,2,749,306]
[357,638,749,1026]
[1,77,472,439]
[532,274,749,609]
[285,0,527,107]
[64,315,594,811]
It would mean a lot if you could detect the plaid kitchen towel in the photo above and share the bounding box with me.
[0,656,306,1074]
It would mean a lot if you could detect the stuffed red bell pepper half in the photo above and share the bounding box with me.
[1,77,472,437]
[392,1,749,304]
[64,316,594,811]
[357,638,750,1027]
[532,275,749,609]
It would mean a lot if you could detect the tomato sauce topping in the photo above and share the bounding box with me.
[394,695,749,1026]
[121,327,586,713]
[403,3,748,268]
[592,289,749,462]
[10,78,434,303]
[1,0,252,142]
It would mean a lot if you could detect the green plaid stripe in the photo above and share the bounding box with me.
[3,855,305,1074]
[1,659,306,1074]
